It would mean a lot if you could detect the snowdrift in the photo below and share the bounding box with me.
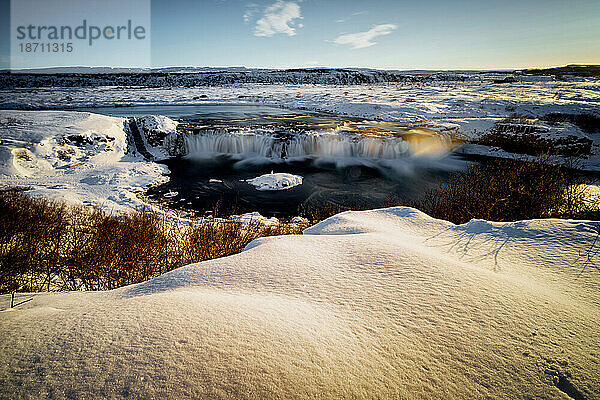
[0,111,167,212]
[1,207,599,399]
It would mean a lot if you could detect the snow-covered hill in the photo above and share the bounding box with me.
[1,207,598,399]
[0,110,167,212]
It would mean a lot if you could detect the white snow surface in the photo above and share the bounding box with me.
[0,111,167,212]
[1,207,599,399]
[229,211,280,226]
[2,76,599,168]
[246,172,303,191]
[135,115,179,134]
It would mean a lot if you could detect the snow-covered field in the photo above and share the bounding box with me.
[2,73,599,169]
[0,72,599,398]
[2,76,599,122]
[0,110,167,212]
[1,207,598,398]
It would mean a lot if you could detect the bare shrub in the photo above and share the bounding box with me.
[66,208,172,290]
[300,200,371,223]
[299,201,352,223]
[0,189,303,294]
[179,219,302,265]
[298,194,400,224]
[0,188,69,292]
[411,156,596,224]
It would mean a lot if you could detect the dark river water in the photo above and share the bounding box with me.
[148,156,456,218]
[82,104,464,218]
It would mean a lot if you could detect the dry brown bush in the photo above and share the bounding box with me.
[412,156,599,224]
[0,189,303,293]
[2,156,597,294]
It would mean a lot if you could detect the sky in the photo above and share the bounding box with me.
[1,0,599,70]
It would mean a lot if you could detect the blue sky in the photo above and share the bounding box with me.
[2,0,599,70]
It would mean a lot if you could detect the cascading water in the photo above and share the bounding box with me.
[184,130,279,157]
[141,104,462,218]
[181,129,418,161]
[285,134,411,159]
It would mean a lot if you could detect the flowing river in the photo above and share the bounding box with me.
[80,104,464,218]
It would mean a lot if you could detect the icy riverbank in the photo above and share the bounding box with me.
[0,110,167,212]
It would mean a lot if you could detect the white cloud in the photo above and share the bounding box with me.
[254,1,302,37]
[243,3,259,23]
[333,24,398,49]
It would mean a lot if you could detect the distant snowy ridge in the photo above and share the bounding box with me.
[0,69,480,88]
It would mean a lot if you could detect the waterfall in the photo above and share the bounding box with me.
[285,135,410,159]
[182,130,415,160]
[184,131,280,157]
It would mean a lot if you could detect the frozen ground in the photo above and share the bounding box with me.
[0,110,167,212]
[0,74,599,398]
[2,76,599,123]
[0,207,598,399]
[2,73,599,169]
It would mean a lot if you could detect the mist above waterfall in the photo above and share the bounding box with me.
[180,128,459,178]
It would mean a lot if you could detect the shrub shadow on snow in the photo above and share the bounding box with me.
[425,218,600,274]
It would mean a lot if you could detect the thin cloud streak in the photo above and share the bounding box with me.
[336,11,368,24]
[333,24,398,49]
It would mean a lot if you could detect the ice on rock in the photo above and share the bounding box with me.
[246,172,303,191]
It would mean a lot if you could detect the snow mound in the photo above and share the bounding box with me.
[1,207,599,399]
[135,115,179,134]
[0,111,167,212]
[246,172,303,191]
